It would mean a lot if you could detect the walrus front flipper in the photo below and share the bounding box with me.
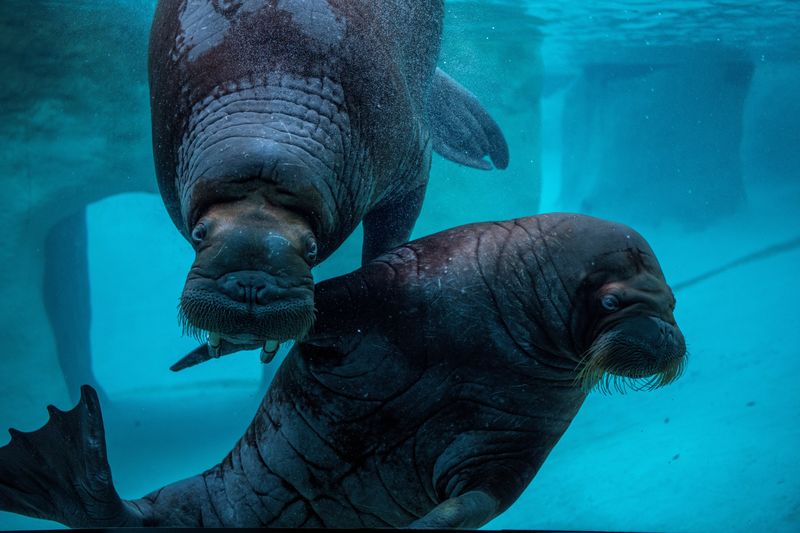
[0,386,141,528]
[428,68,509,170]
[170,337,267,371]
[408,491,498,529]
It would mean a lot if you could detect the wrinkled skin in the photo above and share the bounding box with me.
[149,0,508,349]
[0,213,685,529]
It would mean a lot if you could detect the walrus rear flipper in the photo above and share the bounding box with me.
[0,385,140,528]
[428,68,509,170]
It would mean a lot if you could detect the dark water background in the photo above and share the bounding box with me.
[1,1,798,530]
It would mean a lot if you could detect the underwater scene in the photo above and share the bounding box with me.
[0,0,798,530]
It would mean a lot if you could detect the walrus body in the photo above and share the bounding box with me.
[0,214,685,528]
[149,0,508,355]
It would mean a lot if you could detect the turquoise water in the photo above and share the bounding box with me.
[1,1,798,530]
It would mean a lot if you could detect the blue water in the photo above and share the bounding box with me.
[1,1,798,530]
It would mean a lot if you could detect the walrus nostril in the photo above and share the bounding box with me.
[649,316,680,350]
[218,272,270,306]
[662,329,676,349]
[256,286,272,305]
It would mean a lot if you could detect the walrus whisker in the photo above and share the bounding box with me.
[575,331,622,393]
[177,303,206,342]
[178,301,213,340]
[178,294,317,344]
[576,330,687,395]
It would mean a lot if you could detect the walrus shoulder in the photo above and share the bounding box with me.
[427,68,509,170]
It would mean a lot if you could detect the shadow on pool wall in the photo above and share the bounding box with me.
[560,45,754,230]
[0,0,157,433]
[742,62,800,187]
[415,2,543,241]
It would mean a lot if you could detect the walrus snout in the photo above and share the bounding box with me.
[652,316,686,356]
[622,315,687,362]
[180,263,315,341]
[218,270,304,308]
[179,281,315,341]
[578,315,687,394]
[177,198,317,347]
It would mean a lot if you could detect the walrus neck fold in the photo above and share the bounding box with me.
[174,76,368,253]
[475,220,582,371]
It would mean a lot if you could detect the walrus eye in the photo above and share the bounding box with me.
[304,236,318,265]
[191,223,207,245]
[601,294,620,312]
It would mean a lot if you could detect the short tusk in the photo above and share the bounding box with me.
[208,332,222,358]
[260,340,280,364]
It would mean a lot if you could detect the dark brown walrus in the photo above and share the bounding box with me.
[0,214,685,528]
[149,0,509,360]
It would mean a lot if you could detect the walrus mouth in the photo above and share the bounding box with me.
[169,329,295,372]
[178,289,316,360]
[576,318,687,395]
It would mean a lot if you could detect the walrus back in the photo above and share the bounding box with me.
[148,0,445,235]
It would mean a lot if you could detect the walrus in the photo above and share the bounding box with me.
[0,213,685,528]
[149,0,509,360]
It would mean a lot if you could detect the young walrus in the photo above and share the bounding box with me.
[0,213,686,529]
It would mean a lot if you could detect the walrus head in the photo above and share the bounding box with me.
[576,270,686,394]
[178,193,318,357]
[558,217,687,394]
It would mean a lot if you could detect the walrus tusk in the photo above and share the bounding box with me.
[260,340,280,364]
[170,338,281,371]
[169,344,217,372]
[170,335,253,372]
[207,332,221,359]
